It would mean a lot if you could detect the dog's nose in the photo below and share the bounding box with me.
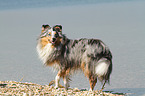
[52,38,56,42]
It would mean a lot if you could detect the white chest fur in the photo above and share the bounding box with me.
[37,43,55,64]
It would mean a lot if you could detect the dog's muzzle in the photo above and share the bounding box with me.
[51,38,56,44]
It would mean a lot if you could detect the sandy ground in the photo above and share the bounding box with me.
[0,81,125,96]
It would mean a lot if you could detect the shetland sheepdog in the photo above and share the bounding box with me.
[36,24,112,91]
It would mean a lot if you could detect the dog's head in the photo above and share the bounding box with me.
[50,25,62,45]
[40,24,63,47]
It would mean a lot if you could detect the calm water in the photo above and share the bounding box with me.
[0,0,141,10]
[0,0,145,96]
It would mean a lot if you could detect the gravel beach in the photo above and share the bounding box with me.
[0,81,125,96]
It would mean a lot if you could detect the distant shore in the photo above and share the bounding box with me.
[0,81,125,96]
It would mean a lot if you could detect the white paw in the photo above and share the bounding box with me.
[54,86,59,89]
[89,88,93,91]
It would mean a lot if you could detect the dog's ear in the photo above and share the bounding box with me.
[53,25,62,33]
[41,24,50,33]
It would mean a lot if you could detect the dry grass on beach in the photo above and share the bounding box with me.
[0,81,124,96]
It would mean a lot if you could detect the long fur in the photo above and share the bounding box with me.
[36,25,112,90]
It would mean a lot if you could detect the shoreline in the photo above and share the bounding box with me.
[0,81,125,96]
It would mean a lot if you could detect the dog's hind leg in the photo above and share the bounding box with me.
[100,80,107,91]
[89,75,97,91]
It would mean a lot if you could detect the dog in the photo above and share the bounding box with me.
[36,24,112,91]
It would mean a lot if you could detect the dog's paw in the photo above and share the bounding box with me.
[89,88,93,92]
[64,83,70,90]
[54,86,59,89]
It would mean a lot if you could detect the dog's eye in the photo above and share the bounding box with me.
[48,32,51,36]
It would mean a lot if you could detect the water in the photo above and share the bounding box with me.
[0,0,142,10]
[0,0,145,96]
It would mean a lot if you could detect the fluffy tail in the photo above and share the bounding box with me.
[95,58,112,82]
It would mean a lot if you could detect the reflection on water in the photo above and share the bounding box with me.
[105,88,145,96]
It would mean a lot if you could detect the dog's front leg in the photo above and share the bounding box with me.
[63,75,70,90]
[55,72,61,89]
